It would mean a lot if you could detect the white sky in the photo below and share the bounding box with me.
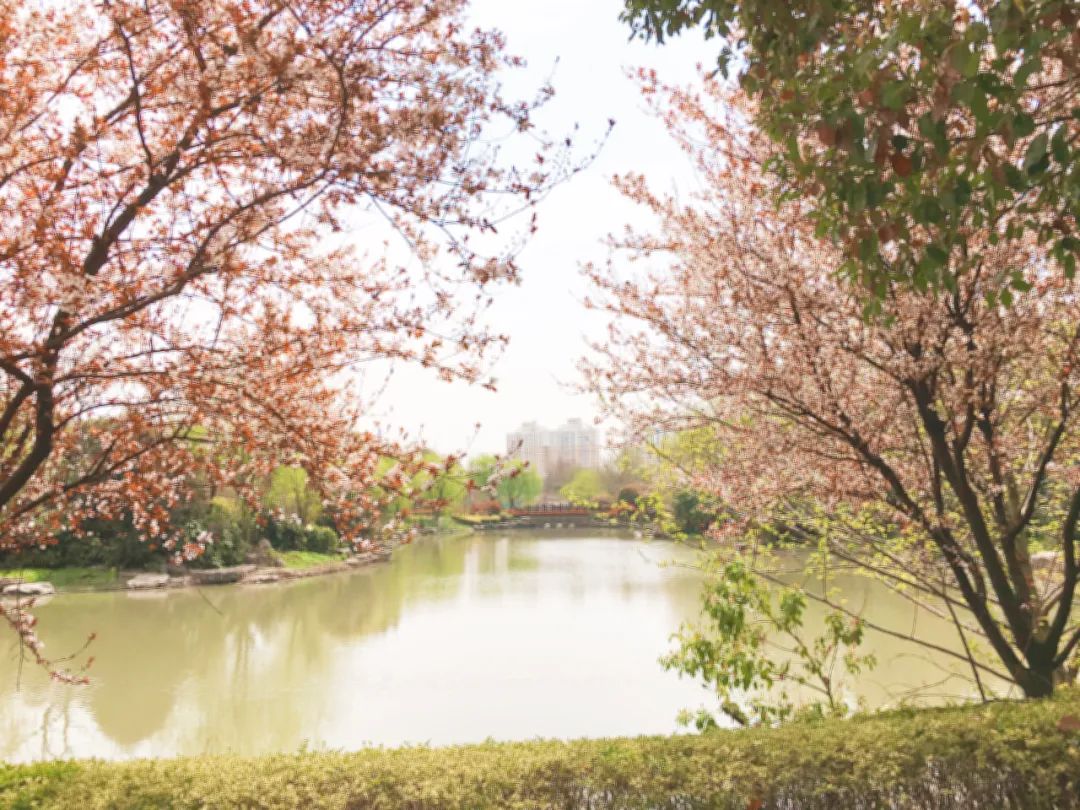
[365,0,716,458]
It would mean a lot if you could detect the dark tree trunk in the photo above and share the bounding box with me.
[1018,656,1056,699]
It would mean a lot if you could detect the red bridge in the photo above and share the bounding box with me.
[508,503,592,517]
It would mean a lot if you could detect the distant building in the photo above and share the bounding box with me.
[507,418,600,478]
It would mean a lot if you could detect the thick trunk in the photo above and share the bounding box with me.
[1018,658,1056,699]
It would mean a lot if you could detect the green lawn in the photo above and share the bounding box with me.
[278,551,341,570]
[0,566,120,591]
[1,689,1078,809]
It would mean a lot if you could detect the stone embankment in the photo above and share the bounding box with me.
[1,580,55,596]
[122,549,394,591]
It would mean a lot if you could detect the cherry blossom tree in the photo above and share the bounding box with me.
[622,0,1080,300]
[0,0,581,679]
[584,75,1080,699]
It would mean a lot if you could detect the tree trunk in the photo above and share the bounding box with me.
[1018,662,1056,699]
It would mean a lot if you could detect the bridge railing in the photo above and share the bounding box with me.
[508,503,593,517]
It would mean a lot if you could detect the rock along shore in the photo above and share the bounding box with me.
[134,549,395,591]
[1,549,396,598]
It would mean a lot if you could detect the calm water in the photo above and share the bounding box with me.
[0,531,990,762]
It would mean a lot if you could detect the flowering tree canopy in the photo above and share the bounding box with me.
[622,0,1080,301]
[0,0,582,677]
[585,75,1080,699]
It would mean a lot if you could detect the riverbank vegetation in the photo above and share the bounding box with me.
[0,454,486,572]
[3,689,1079,809]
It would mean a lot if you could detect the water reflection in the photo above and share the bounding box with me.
[0,531,992,762]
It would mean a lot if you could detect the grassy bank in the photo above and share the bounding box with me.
[277,550,342,570]
[0,567,120,591]
[3,690,1079,809]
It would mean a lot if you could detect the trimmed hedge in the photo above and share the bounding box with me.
[3,690,1080,809]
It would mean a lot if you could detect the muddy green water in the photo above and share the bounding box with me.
[0,531,989,762]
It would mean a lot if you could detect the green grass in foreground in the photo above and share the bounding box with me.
[278,550,341,570]
[2,689,1079,809]
[0,567,119,591]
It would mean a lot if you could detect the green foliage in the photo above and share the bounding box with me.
[664,559,875,729]
[622,0,1080,298]
[497,461,542,509]
[264,517,303,551]
[2,691,1079,808]
[672,489,717,535]
[0,567,119,590]
[264,515,339,554]
[0,515,164,570]
[466,454,497,488]
[559,468,605,505]
[184,518,246,569]
[279,550,339,570]
[266,466,322,525]
[1,458,347,572]
[304,525,339,554]
[207,496,259,546]
[422,458,468,516]
[182,496,261,568]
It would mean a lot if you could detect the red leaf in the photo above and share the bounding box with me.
[1057,714,1080,734]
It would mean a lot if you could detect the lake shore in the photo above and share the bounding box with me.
[0,526,488,597]
[0,547,399,597]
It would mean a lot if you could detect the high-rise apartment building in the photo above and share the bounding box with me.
[506,418,600,478]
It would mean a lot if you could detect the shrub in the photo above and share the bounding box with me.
[672,489,717,536]
[0,518,164,570]
[265,515,307,551]
[304,525,339,554]
[185,521,248,570]
[1,690,1079,809]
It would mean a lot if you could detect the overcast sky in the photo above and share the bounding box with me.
[363,0,716,458]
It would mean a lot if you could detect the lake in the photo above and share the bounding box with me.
[0,531,991,762]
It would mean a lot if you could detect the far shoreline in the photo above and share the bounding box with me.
[0,525,695,598]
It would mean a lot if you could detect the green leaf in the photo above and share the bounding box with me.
[917,114,947,152]
[925,243,949,268]
[1023,133,1048,172]
[949,45,979,78]
[1051,127,1068,164]
[1013,56,1041,90]
[1003,163,1027,190]
[847,182,867,212]
[954,178,972,207]
[950,80,975,106]
[969,90,990,127]
[914,197,944,225]
[1012,112,1035,139]
[881,81,910,110]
